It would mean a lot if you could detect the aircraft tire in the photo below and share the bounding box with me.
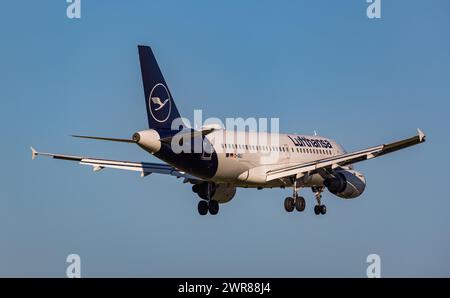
[208,200,219,215]
[198,200,209,215]
[284,197,295,212]
[295,196,306,212]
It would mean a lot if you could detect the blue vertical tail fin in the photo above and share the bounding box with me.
[138,45,182,134]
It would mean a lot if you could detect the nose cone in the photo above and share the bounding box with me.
[133,129,161,153]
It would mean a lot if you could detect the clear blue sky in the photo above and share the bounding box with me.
[1,1,449,277]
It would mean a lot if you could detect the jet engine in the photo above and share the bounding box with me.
[192,182,236,203]
[323,170,366,199]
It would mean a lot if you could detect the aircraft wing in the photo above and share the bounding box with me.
[30,147,203,181]
[266,129,426,182]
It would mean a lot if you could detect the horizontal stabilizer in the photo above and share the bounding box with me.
[71,135,136,143]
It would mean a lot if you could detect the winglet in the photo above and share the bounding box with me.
[417,128,426,142]
[31,146,38,160]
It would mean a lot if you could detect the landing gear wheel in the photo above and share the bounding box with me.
[284,197,295,212]
[198,200,209,216]
[208,200,219,215]
[314,205,327,215]
[314,205,321,215]
[295,196,306,212]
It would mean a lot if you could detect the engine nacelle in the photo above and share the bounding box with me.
[192,183,236,204]
[323,170,366,199]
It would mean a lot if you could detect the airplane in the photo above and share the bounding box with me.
[31,45,426,216]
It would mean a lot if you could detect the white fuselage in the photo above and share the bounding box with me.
[206,130,347,188]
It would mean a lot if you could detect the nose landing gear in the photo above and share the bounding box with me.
[312,187,326,215]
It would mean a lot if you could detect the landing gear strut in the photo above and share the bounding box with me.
[312,186,326,215]
[284,179,306,213]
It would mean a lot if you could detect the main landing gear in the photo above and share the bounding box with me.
[194,183,220,216]
[284,180,306,213]
[197,199,219,216]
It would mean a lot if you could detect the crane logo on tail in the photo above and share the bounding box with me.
[151,97,169,111]
[149,83,172,123]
